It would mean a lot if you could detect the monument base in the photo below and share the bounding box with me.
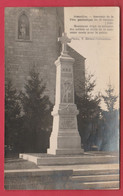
[47,148,84,155]
[48,104,83,155]
[19,152,119,166]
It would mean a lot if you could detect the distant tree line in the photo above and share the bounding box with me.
[5,67,119,156]
[75,71,119,151]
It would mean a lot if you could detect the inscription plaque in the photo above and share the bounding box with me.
[60,117,77,129]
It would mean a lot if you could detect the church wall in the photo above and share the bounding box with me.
[5,7,85,104]
[5,7,64,102]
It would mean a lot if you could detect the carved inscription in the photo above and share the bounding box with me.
[62,68,72,72]
[61,73,72,77]
[60,117,77,129]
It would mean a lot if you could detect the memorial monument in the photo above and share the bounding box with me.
[20,33,85,165]
[47,32,84,155]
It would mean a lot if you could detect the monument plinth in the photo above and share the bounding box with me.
[47,33,84,155]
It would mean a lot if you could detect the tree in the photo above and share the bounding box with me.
[5,79,21,154]
[20,67,53,152]
[75,72,102,151]
[101,83,119,151]
[102,83,118,113]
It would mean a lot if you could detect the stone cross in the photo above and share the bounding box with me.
[58,32,71,53]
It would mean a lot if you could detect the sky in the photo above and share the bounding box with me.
[64,7,119,110]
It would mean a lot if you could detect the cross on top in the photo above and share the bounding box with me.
[58,32,71,53]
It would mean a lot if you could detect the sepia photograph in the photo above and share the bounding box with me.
[4,7,120,190]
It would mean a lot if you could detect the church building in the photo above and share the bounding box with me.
[5,7,85,103]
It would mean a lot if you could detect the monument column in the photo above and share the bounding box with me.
[47,33,84,155]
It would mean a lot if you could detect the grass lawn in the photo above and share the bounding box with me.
[4,154,39,170]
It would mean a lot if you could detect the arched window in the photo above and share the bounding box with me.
[18,13,30,40]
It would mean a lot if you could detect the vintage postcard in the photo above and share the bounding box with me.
[4,6,120,190]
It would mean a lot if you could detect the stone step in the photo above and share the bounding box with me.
[107,188,120,189]
[19,153,119,166]
[73,168,119,176]
[66,180,119,190]
[79,181,119,190]
[66,164,119,190]
[71,174,119,182]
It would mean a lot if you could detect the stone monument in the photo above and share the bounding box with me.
[47,33,84,155]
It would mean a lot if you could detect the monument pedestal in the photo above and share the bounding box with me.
[47,33,84,155]
[47,103,84,155]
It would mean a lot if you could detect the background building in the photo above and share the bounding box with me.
[5,7,85,103]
